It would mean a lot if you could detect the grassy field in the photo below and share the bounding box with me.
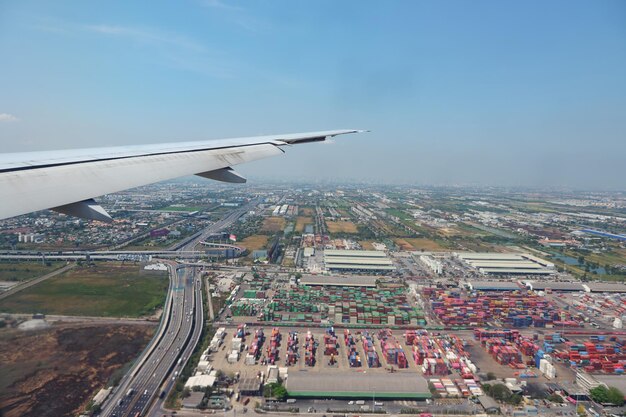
[0,263,168,317]
[239,235,269,252]
[326,220,358,234]
[261,216,286,233]
[295,216,313,233]
[0,261,66,282]
[399,238,450,251]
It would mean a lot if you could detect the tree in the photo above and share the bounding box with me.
[264,382,287,401]
[589,385,624,405]
[507,394,522,405]
[607,386,625,406]
[490,384,512,402]
[548,394,564,404]
[486,372,497,381]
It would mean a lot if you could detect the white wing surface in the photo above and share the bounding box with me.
[0,129,363,221]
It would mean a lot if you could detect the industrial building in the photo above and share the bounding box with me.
[457,252,555,276]
[584,283,626,293]
[285,372,431,399]
[299,275,378,287]
[324,249,396,273]
[467,281,523,291]
[477,395,501,414]
[238,377,262,396]
[185,374,216,390]
[525,281,585,292]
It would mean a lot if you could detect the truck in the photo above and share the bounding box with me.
[126,388,134,396]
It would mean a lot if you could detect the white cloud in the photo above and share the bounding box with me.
[201,0,244,12]
[84,24,206,53]
[0,113,19,122]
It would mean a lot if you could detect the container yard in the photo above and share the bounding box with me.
[378,328,409,368]
[557,292,626,328]
[227,282,425,327]
[405,330,478,378]
[425,288,577,328]
[208,326,484,381]
[344,329,362,367]
[549,334,625,375]
[429,377,484,398]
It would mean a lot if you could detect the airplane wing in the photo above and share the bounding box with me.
[0,129,364,222]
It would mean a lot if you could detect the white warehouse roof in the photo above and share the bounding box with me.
[324,249,388,258]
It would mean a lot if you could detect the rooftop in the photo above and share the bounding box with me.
[324,249,388,258]
[285,372,431,399]
[526,281,585,291]
[457,253,525,260]
[585,283,626,293]
[239,377,262,392]
[468,281,523,290]
[324,257,394,266]
[300,275,378,287]
[479,268,554,275]
[325,264,396,271]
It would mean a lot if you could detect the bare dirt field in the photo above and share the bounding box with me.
[359,241,375,250]
[299,207,314,216]
[394,238,414,251]
[239,235,269,252]
[326,220,358,234]
[401,238,449,251]
[295,217,313,233]
[0,323,155,417]
[261,217,286,233]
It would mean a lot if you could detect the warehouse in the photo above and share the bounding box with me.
[584,283,626,293]
[325,249,389,258]
[285,373,431,399]
[324,249,396,273]
[300,275,377,287]
[467,281,522,291]
[525,281,585,292]
[477,395,500,414]
[239,377,262,396]
[456,252,554,276]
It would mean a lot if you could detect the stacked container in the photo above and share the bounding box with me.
[305,330,317,367]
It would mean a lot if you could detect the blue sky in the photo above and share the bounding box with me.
[1,0,625,188]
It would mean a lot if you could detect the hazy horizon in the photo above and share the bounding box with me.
[1,1,625,189]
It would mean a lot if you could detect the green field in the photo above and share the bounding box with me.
[0,261,65,282]
[0,263,168,317]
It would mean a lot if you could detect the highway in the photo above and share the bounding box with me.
[101,265,202,417]
[97,199,260,416]
[146,271,205,417]
[172,197,261,251]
